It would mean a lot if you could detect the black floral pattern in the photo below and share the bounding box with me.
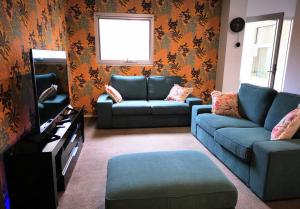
[0,31,11,61]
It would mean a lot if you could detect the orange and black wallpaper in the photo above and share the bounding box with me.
[66,0,221,114]
[0,0,221,208]
[0,0,67,207]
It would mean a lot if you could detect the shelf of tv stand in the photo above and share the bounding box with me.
[4,106,84,209]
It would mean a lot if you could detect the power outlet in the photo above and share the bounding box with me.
[298,104,300,108]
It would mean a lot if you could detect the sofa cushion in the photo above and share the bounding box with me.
[110,75,147,100]
[264,93,300,139]
[106,151,237,209]
[148,100,189,115]
[148,76,182,100]
[215,128,271,161]
[42,94,68,105]
[196,113,259,136]
[238,83,277,125]
[112,101,151,115]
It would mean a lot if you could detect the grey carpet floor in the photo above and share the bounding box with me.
[58,119,300,209]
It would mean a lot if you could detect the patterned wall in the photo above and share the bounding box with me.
[66,0,221,114]
[0,0,67,208]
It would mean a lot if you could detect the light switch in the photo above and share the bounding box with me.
[298,104,300,108]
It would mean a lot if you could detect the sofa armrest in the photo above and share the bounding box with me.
[185,97,203,111]
[191,105,212,136]
[250,139,300,200]
[97,94,113,128]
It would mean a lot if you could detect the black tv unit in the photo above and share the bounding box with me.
[4,105,84,209]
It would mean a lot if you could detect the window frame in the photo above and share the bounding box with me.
[94,12,154,66]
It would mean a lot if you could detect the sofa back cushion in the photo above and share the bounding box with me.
[35,73,57,97]
[110,75,147,100]
[148,76,182,100]
[264,93,300,138]
[238,83,277,125]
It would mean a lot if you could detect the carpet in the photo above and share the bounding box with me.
[57,119,300,209]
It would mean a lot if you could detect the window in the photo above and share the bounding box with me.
[94,13,154,65]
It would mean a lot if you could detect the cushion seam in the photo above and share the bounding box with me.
[106,190,236,201]
[215,131,252,150]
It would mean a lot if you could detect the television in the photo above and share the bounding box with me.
[30,49,70,134]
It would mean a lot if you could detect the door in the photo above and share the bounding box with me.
[240,13,284,88]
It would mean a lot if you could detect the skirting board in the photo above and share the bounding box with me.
[84,114,97,118]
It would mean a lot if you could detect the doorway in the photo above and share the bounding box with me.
[240,13,293,90]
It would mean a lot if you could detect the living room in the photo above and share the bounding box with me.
[0,0,300,209]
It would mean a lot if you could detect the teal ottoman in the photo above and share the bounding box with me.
[106,151,237,209]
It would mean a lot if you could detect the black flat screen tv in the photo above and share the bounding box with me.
[30,49,70,134]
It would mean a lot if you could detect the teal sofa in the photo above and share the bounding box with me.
[35,73,69,124]
[97,75,202,128]
[192,83,300,201]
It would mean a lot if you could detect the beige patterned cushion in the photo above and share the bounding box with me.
[165,84,193,102]
[211,90,240,118]
[105,85,123,103]
[271,108,300,140]
[39,84,58,102]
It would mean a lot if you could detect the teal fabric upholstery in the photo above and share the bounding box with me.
[191,105,212,136]
[106,151,237,209]
[185,96,203,111]
[264,92,300,133]
[147,76,182,100]
[110,75,147,100]
[112,115,190,128]
[196,113,259,135]
[97,94,113,128]
[35,72,69,123]
[196,126,251,185]
[97,75,202,128]
[42,94,68,105]
[238,83,277,125]
[35,73,57,97]
[214,128,271,161]
[191,84,300,201]
[251,139,300,200]
[41,94,69,121]
[148,100,189,115]
[112,101,151,115]
[97,75,201,128]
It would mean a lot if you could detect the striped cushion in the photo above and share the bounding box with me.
[105,85,123,103]
[38,84,58,102]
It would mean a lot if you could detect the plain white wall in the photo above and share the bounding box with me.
[215,0,229,91]
[216,0,248,92]
[217,0,298,92]
[247,0,297,18]
[282,0,300,94]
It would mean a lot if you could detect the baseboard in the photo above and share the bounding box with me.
[84,114,97,118]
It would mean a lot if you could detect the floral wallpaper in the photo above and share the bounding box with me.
[0,0,67,208]
[66,0,221,114]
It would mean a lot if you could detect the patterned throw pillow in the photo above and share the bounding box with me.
[211,90,240,118]
[165,84,193,102]
[271,108,300,140]
[39,84,58,102]
[105,85,123,103]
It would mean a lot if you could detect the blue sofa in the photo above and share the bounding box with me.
[192,83,300,201]
[97,75,202,128]
[35,73,69,123]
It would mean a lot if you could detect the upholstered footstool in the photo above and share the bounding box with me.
[105,150,237,209]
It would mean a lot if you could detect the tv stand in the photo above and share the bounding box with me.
[4,105,84,209]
